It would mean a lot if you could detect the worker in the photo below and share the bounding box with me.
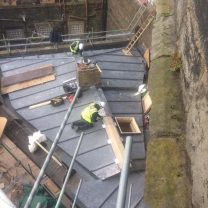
[71,103,103,132]
[69,41,84,56]
[49,26,62,49]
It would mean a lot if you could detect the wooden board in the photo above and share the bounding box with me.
[144,48,150,68]
[0,117,7,138]
[142,92,152,114]
[103,116,124,169]
[2,64,54,87]
[1,74,55,94]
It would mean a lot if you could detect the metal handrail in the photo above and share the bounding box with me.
[55,133,84,208]
[116,136,133,208]
[0,5,148,53]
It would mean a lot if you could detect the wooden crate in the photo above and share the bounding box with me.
[76,63,101,87]
[115,117,141,135]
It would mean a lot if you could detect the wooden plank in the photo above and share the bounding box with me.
[42,177,60,197]
[0,117,7,138]
[1,74,55,94]
[142,92,152,114]
[2,64,54,87]
[103,116,124,169]
[143,48,150,68]
[1,135,61,198]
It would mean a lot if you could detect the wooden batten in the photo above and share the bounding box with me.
[1,74,55,94]
[103,116,124,169]
[1,64,54,87]
[0,117,7,138]
[142,92,152,114]
[144,48,150,68]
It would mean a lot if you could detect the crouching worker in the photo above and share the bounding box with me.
[71,103,102,132]
[69,41,84,56]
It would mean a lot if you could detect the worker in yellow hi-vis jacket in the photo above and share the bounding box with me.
[71,103,103,132]
[69,41,84,56]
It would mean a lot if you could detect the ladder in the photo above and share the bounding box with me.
[128,5,147,32]
[123,11,156,56]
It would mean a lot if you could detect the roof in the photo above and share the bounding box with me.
[0,47,146,207]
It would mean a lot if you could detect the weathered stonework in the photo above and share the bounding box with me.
[177,0,208,207]
[146,0,208,207]
[145,0,191,207]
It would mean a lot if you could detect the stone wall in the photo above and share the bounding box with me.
[145,0,208,207]
[176,0,208,207]
[145,1,191,207]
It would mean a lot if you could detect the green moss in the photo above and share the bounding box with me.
[148,57,184,137]
[145,138,190,208]
[170,53,182,72]
[156,0,171,16]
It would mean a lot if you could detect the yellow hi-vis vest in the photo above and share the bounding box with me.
[81,104,98,124]
[70,41,79,54]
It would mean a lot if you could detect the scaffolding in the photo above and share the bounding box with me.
[0,4,149,54]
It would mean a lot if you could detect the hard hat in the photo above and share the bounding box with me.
[99,101,105,108]
[79,43,84,50]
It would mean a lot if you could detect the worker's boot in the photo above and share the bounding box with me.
[75,126,80,132]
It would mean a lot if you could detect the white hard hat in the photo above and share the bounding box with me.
[79,43,84,50]
[99,101,105,107]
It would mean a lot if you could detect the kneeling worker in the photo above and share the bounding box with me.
[69,41,84,56]
[71,103,103,132]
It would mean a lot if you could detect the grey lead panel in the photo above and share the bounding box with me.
[108,101,143,114]
[58,129,108,156]
[101,70,143,80]
[3,48,146,205]
[104,90,141,102]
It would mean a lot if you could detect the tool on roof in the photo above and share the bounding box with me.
[51,97,65,107]
[29,96,66,109]
[62,78,78,94]
[28,131,62,166]
[123,11,156,56]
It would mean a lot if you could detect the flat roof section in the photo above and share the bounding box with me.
[1,53,120,180]
[0,47,147,207]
